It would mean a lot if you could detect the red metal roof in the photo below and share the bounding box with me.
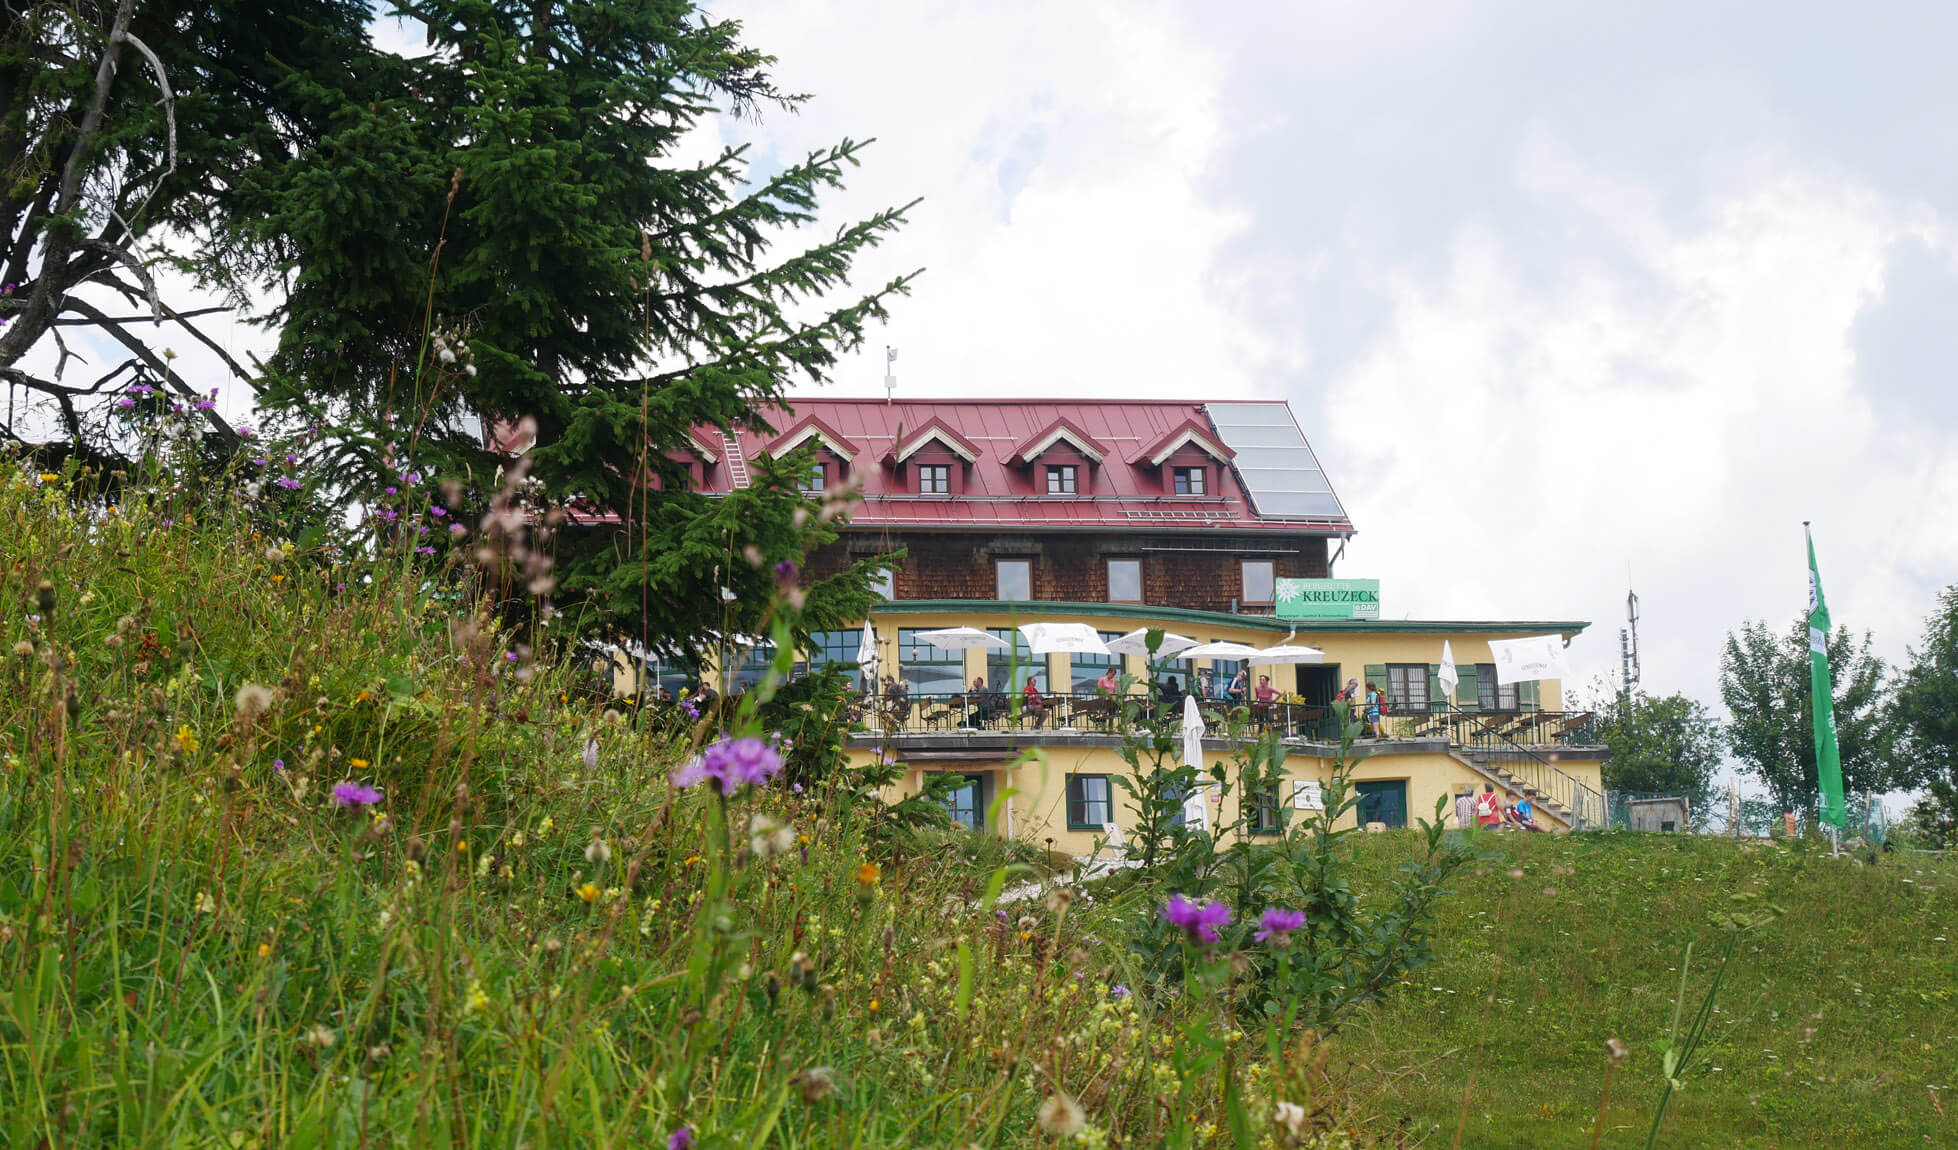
[698,398,1353,535]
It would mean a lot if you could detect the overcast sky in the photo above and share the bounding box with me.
[39,4,1954,739]
[677,0,1958,722]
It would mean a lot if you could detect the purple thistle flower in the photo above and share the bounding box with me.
[671,736,784,795]
[667,1127,693,1150]
[1160,894,1233,943]
[679,698,701,720]
[379,508,398,521]
[385,486,397,496]
[405,472,421,484]
[129,383,155,396]
[773,559,798,585]
[286,453,298,465]
[252,457,267,467]
[276,477,302,490]
[1254,907,1306,944]
[331,781,383,807]
[116,397,137,409]
[273,759,285,773]
[431,505,447,517]
[194,398,215,410]
[415,546,435,555]
[236,425,256,439]
[1109,984,1131,999]
[448,524,467,538]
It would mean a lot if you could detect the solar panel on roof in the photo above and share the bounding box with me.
[1203,403,1349,520]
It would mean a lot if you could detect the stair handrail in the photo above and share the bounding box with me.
[1436,702,1605,829]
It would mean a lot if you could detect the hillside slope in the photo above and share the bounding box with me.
[1339,830,1954,1146]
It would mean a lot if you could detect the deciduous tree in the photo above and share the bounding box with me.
[1587,686,1723,809]
[1894,586,1958,844]
[1718,618,1900,812]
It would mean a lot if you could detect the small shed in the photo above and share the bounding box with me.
[1626,796,1690,833]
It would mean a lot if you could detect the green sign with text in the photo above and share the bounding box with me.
[1275,578,1380,620]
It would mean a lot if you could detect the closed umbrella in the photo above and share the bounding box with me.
[916,626,1010,650]
[1180,694,1210,830]
[1104,628,1199,659]
[856,621,880,686]
[1018,622,1109,656]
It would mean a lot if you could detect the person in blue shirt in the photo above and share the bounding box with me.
[1510,789,1545,832]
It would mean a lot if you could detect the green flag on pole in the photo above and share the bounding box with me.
[1806,524,1848,830]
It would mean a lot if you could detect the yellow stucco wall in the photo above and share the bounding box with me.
[850,740,1593,853]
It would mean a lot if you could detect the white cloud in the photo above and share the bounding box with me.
[1325,155,1957,712]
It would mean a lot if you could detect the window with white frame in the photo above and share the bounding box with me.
[1106,559,1142,603]
[1046,464,1077,494]
[918,464,950,495]
[996,558,1031,601]
[1241,559,1275,605]
[1172,466,1205,495]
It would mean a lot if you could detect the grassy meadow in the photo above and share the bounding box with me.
[2,450,1952,1147]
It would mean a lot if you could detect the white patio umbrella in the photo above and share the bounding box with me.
[1179,641,1265,660]
[1180,694,1211,830]
[1104,628,1199,659]
[915,626,1010,650]
[1251,643,1325,665]
[1017,622,1109,656]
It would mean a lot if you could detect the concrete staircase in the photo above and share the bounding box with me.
[1445,748,1580,831]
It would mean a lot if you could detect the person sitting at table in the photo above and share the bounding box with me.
[1160,675,1185,717]
[1021,678,1047,727]
[966,676,1000,726]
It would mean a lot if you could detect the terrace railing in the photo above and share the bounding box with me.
[850,692,1344,738]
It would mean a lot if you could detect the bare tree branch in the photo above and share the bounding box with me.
[63,296,240,442]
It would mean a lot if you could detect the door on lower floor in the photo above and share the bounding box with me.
[941,772,990,830]
[1355,780,1408,829]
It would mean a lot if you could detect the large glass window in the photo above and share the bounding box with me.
[806,629,861,686]
[1066,774,1113,829]
[1240,560,1275,605]
[996,559,1031,602]
[1106,559,1141,603]
[639,656,696,700]
[899,628,965,695]
[1209,659,1245,701]
[1172,466,1205,495]
[1155,656,1195,697]
[1387,663,1429,712]
[918,464,950,495]
[986,628,1047,692]
[727,641,780,691]
[1070,632,1123,693]
[1046,465,1077,494]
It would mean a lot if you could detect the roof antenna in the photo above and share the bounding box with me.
[884,346,898,404]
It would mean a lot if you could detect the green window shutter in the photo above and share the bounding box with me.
[1427,664,1445,711]
[1363,665,1387,695]
[1519,680,1540,709]
[1458,665,1481,708]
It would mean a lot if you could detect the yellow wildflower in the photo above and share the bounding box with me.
[173,726,199,753]
[577,883,601,903]
[854,862,881,888]
[38,472,58,483]
[683,854,703,867]
[257,943,272,958]
[349,758,370,769]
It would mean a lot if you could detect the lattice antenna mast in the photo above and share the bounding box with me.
[1620,589,1642,697]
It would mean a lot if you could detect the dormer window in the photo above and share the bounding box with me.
[798,462,828,494]
[1172,466,1206,495]
[1046,465,1078,495]
[919,464,950,495]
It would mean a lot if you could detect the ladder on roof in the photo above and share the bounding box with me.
[721,430,750,489]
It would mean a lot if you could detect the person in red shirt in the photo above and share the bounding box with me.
[1474,782,1503,829]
